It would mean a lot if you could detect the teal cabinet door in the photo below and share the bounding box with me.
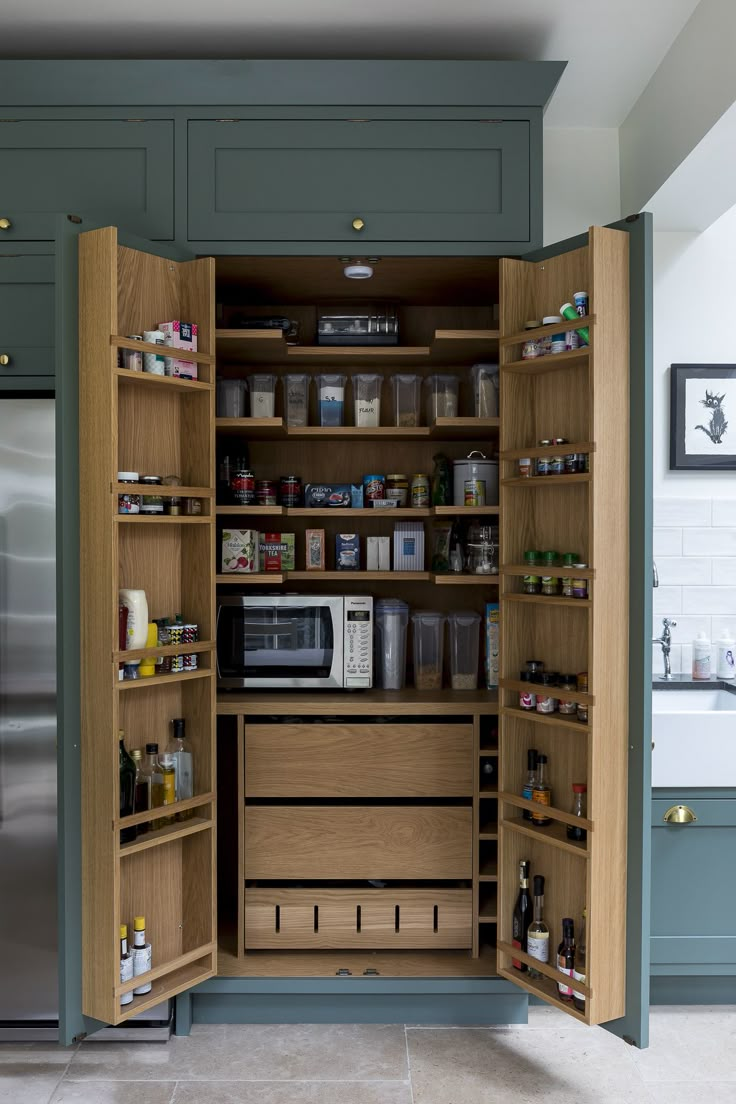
[651,794,736,974]
[0,121,174,240]
[0,254,54,376]
[187,119,531,247]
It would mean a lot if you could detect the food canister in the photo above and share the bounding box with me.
[256,479,278,506]
[279,475,302,507]
[364,474,386,502]
[230,469,255,506]
[411,474,430,508]
[385,474,408,507]
[452,451,498,507]
[140,475,164,514]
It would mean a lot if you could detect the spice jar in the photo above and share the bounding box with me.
[518,458,532,478]
[521,321,542,360]
[122,335,143,372]
[536,441,552,476]
[184,497,202,516]
[562,552,578,568]
[386,474,409,507]
[567,783,588,842]
[163,474,182,515]
[118,471,141,514]
[576,673,589,723]
[542,550,560,568]
[549,452,565,476]
[536,674,558,713]
[411,474,430,508]
[562,577,575,598]
[524,549,542,566]
[558,675,578,715]
[526,659,545,676]
[523,574,541,595]
[541,576,559,596]
[519,671,537,711]
[572,566,589,600]
[256,479,278,506]
[140,475,164,515]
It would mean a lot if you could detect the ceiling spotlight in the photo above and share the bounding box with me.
[344,262,373,279]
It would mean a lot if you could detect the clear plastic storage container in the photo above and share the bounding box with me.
[282,373,310,427]
[353,373,383,427]
[448,610,481,690]
[425,374,459,423]
[392,373,422,427]
[471,364,499,418]
[411,609,446,690]
[248,373,277,418]
[317,373,347,427]
[374,598,410,690]
[216,377,247,418]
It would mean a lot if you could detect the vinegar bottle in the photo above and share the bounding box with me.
[526,874,550,978]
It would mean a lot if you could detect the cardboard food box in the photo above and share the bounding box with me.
[158,320,198,380]
[221,529,258,573]
[393,521,425,571]
[259,532,296,572]
[485,602,500,689]
[304,483,364,509]
[336,533,360,570]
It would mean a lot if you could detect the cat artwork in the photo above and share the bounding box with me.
[695,390,728,445]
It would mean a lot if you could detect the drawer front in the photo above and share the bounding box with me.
[245,887,472,950]
[0,120,174,240]
[188,119,529,243]
[0,255,54,376]
[245,723,473,798]
[244,805,472,880]
[651,797,736,966]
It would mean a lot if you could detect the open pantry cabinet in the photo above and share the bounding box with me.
[70,217,651,1045]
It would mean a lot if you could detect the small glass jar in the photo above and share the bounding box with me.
[524,549,542,567]
[536,674,558,714]
[550,454,565,476]
[577,672,589,723]
[523,574,541,595]
[522,338,541,360]
[117,471,141,514]
[163,474,182,515]
[140,475,164,515]
[572,566,589,600]
[386,474,409,507]
[566,783,588,842]
[562,552,578,568]
[561,577,575,598]
[519,671,536,711]
[541,576,559,596]
[526,659,545,676]
[536,441,552,476]
[411,473,430,508]
[184,497,202,515]
[122,335,143,372]
[518,458,532,478]
[256,479,278,506]
[123,660,140,680]
[564,453,578,474]
[558,675,578,715]
[542,550,560,568]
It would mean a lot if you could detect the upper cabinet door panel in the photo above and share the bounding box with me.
[0,121,174,240]
[187,120,530,244]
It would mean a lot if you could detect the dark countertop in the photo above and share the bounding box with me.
[652,675,736,694]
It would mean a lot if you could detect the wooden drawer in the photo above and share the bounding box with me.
[245,723,473,798]
[244,806,472,880]
[245,886,472,949]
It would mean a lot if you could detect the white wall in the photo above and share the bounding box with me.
[543,128,621,244]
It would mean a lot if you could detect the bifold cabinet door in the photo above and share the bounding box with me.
[0,121,174,240]
[0,254,54,376]
[187,119,531,245]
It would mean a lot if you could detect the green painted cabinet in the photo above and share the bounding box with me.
[0,253,55,376]
[187,119,533,248]
[0,120,174,240]
[651,793,736,975]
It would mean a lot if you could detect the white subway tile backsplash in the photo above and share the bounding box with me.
[654,498,711,527]
[709,616,736,641]
[653,528,683,555]
[680,644,693,675]
[682,587,736,615]
[655,557,712,585]
[712,558,736,584]
[653,585,682,616]
[710,500,736,526]
[683,528,736,556]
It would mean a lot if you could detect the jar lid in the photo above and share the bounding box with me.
[520,671,532,682]
[118,471,140,481]
[559,675,577,686]
[411,609,446,621]
[538,439,553,446]
[448,610,481,623]
[573,562,588,569]
[524,550,541,561]
[542,550,559,562]
[411,474,429,479]
[573,782,587,793]
[562,553,577,566]
[542,315,563,324]
[553,437,569,445]
[125,334,143,341]
[540,673,558,686]
[387,474,407,480]
[524,320,541,329]
[141,475,162,485]
[280,475,301,481]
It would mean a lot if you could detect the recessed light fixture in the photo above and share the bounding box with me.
[344,262,373,279]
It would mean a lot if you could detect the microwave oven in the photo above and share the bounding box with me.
[217,594,374,689]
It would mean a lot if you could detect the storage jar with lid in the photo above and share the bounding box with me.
[385,474,409,507]
[425,374,459,423]
[118,472,141,514]
[140,476,164,515]
[353,373,383,427]
[216,377,246,418]
[374,599,409,690]
[391,374,421,427]
[448,610,481,690]
[411,610,446,690]
[316,373,347,427]
[122,335,143,372]
[471,364,499,418]
[452,451,499,507]
[282,374,310,427]
[248,373,277,418]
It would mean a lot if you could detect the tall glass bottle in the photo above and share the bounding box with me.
[511,859,532,971]
[573,908,587,1013]
[168,717,194,819]
[158,744,177,827]
[119,924,133,1006]
[119,731,136,843]
[139,742,164,825]
[522,748,538,821]
[557,917,576,1001]
[130,748,149,815]
[526,874,550,978]
[531,753,552,826]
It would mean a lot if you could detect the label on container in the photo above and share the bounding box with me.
[527,931,550,964]
[572,967,586,1003]
[162,771,176,806]
[531,788,551,823]
[557,956,574,997]
[133,943,152,994]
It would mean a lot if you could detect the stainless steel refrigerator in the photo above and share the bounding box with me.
[0,398,58,1031]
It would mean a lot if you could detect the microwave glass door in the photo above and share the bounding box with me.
[219,601,338,685]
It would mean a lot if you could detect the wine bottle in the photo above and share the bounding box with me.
[120,924,134,1006]
[557,917,576,1001]
[119,731,137,844]
[522,748,538,821]
[573,908,587,1013]
[511,859,532,971]
[526,874,550,978]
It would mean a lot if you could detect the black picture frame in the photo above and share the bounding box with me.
[670,363,736,471]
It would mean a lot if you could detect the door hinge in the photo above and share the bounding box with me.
[363,968,380,976]
[335,968,352,976]
[623,1034,637,1047]
[72,1032,88,1043]
[625,214,640,223]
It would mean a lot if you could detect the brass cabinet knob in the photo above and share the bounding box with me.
[663,804,697,825]
[352,217,365,231]
[0,218,11,230]
[0,355,10,366]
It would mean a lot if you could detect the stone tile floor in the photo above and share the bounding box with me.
[1,1006,735,1104]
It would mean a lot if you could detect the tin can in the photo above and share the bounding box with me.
[464,478,485,507]
[279,475,302,507]
[549,455,564,476]
[572,568,589,599]
[363,474,385,502]
[117,471,140,514]
[411,474,430,508]
[256,479,278,506]
[230,469,255,505]
[564,453,578,474]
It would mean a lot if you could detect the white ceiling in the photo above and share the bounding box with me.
[0,0,700,127]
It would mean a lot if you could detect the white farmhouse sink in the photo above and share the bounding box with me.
[652,688,736,787]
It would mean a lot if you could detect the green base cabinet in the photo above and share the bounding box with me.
[651,792,736,978]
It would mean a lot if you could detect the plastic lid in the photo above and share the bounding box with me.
[542,315,563,324]
[118,471,140,481]
[145,742,158,754]
[120,925,128,939]
[316,373,347,383]
[392,373,420,382]
[573,782,587,793]
[411,609,446,621]
[537,753,548,764]
[283,373,309,381]
[426,373,459,384]
[375,598,409,612]
[250,372,276,384]
[573,291,588,298]
[524,320,541,329]
[448,610,481,623]
[353,372,383,382]
[386,474,407,480]
[717,631,734,642]
[134,916,146,930]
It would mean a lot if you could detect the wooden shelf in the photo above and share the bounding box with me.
[288,570,430,581]
[500,678,594,706]
[117,669,213,691]
[479,860,498,882]
[501,474,591,487]
[217,573,284,585]
[113,335,215,365]
[502,593,591,609]
[432,505,499,516]
[215,418,499,441]
[215,506,499,520]
[502,563,595,580]
[499,792,593,834]
[114,367,213,393]
[497,964,588,1022]
[497,940,590,999]
[218,687,499,715]
[113,640,215,662]
[118,815,213,856]
[116,945,216,1006]
[479,746,499,756]
[113,483,214,498]
[478,825,499,840]
[502,815,589,858]
[117,792,215,832]
[500,441,595,461]
[432,574,500,585]
[479,784,499,797]
[501,315,594,346]
[115,514,211,524]
[501,348,590,376]
[478,887,498,922]
[216,505,286,516]
[500,706,589,733]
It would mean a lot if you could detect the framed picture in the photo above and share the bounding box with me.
[670,363,736,470]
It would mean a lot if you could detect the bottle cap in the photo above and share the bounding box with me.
[118,730,125,740]
[537,753,548,764]
[572,782,587,793]
[533,874,545,896]
[527,748,538,768]
[120,924,128,939]
[172,717,186,739]
[146,742,158,754]
[562,917,575,935]
[134,916,145,931]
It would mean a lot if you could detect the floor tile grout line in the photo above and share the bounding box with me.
[45,1044,79,1104]
[405,1024,416,1104]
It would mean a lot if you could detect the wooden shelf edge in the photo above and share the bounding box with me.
[500,315,595,346]
[114,367,213,392]
[502,815,589,859]
[501,474,591,487]
[118,815,213,856]
[502,593,592,609]
[287,345,431,358]
[499,791,593,833]
[216,328,284,341]
[500,706,590,733]
[116,668,214,690]
[112,335,214,365]
[113,641,214,662]
[117,792,215,831]
[115,514,212,525]
[112,483,214,498]
[432,574,500,585]
[500,442,596,461]
[497,965,589,1023]
[502,564,595,580]
[497,942,591,999]
[116,943,217,997]
[434,328,500,341]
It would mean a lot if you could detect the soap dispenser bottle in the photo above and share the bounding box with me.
[716,632,736,679]
[692,632,711,680]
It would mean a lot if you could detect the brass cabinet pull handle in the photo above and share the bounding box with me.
[352,217,365,231]
[0,354,10,366]
[0,218,11,230]
[663,804,697,825]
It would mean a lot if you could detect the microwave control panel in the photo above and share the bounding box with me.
[344,597,373,688]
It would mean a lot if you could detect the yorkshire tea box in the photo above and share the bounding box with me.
[259,532,296,572]
[485,602,500,689]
